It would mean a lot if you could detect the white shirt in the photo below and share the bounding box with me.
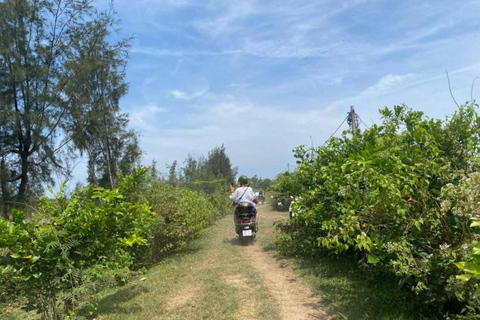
[229,186,256,205]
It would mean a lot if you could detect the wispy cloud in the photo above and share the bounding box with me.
[131,47,240,57]
[130,104,168,131]
[320,73,420,115]
[404,20,455,44]
[194,1,258,39]
[141,98,342,175]
[122,0,194,10]
[190,0,376,59]
[93,0,480,180]
[171,86,210,100]
[361,74,418,97]
[172,59,183,75]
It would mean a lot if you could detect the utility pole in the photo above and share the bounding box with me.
[310,136,315,164]
[351,106,356,133]
[347,105,358,135]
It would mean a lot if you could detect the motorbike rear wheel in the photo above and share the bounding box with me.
[238,231,256,244]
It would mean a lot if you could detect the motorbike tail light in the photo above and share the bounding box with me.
[242,218,250,224]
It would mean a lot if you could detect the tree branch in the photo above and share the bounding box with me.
[446,70,460,110]
[471,77,479,103]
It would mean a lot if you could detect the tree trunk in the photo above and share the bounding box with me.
[16,152,29,205]
[0,159,10,219]
[102,115,116,189]
[87,150,97,186]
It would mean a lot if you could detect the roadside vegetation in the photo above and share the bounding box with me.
[273,103,480,319]
[0,145,236,319]
[2,1,480,319]
[3,205,429,320]
[0,1,239,317]
[258,208,426,320]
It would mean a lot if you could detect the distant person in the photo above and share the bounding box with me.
[257,190,265,205]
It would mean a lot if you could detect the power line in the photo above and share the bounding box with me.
[323,114,349,146]
[323,106,373,147]
[358,115,370,130]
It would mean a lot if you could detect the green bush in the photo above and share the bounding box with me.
[0,163,233,318]
[145,182,225,258]
[450,172,480,317]
[0,169,153,319]
[205,187,233,221]
[276,103,480,317]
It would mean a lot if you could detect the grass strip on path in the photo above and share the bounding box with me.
[94,209,280,320]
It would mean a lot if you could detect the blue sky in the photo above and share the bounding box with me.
[81,0,480,181]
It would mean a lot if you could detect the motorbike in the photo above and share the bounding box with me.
[257,195,265,205]
[257,190,266,205]
[235,203,257,243]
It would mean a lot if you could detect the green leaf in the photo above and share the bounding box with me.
[470,221,480,227]
[2,265,14,274]
[463,262,480,275]
[472,242,480,256]
[367,254,379,264]
[456,275,472,282]
[455,262,466,271]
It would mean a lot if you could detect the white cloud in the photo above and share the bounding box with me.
[361,74,418,97]
[318,73,421,116]
[172,59,183,75]
[450,63,480,76]
[96,0,480,180]
[194,1,258,39]
[170,90,187,99]
[190,0,377,60]
[131,47,240,57]
[171,86,210,100]
[130,104,168,131]
[119,0,193,9]
[404,20,455,44]
[139,98,345,177]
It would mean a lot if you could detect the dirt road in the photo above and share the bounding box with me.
[91,206,330,320]
[230,207,330,320]
[241,240,329,319]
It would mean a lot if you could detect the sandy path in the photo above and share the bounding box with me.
[243,242,329,319]
[240,242,330,320]
[237,208,330,320]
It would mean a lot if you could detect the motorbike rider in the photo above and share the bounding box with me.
[229,175,259,232]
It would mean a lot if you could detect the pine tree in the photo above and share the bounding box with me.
[0,0,136,214]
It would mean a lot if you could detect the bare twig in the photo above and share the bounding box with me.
[446,70,460,109]
[471,77,479,103]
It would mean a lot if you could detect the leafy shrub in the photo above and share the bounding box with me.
[200,184,233,222]
[276,103,480,317]
[449,172,480,317]
[0,169,153,319]
[145,182,220,258]
[0,162,232,319]
[270,194,292,212]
